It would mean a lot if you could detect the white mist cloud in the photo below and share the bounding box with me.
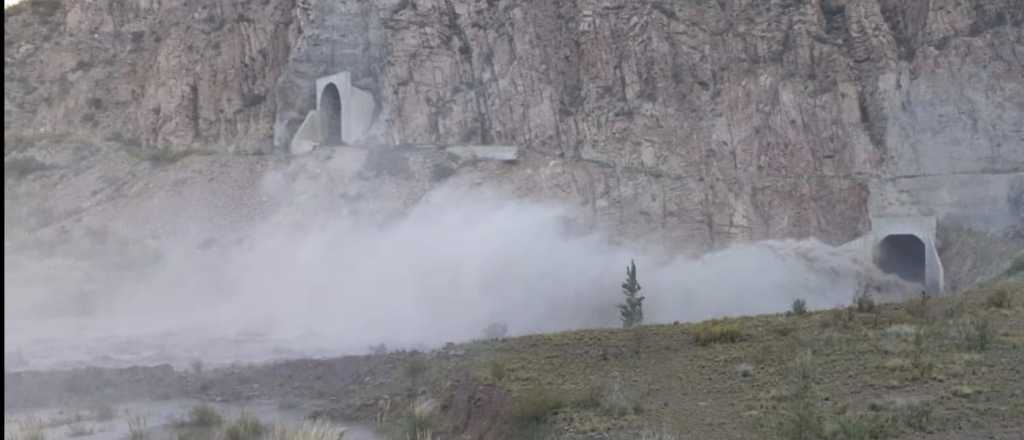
[3,171,911,371]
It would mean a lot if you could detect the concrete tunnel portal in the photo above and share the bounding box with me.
[867,216,944,296]
[875,234,926,284]
[320,83,342,146]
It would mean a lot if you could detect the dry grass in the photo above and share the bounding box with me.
[179,405,223,428]
[510,388,565,425]
[986,288,1012,309]
[488,359,508,382]
[126,415,147,440]
[223,413,266,440]
[268,422,346,440]
[693,321,743,346]
[392,280,1024,439]
[8,419,45,440]
[957,316,994,352]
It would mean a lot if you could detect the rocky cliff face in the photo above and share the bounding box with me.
[4,0,1023,248]
[4,0,298,153]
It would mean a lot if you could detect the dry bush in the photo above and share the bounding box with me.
[511,388,565,425]
[958,317,994,352]
[186,404,223,427]
[268,421,346,440]
[224,413,266,440]
[855,294,876,313]
[488,359,507,382]
[986,289,1012,309]
[11,418,46,440]
[909,326,935,380]
[694,321,743,346]
[127,415,147,440]
[776,353,824,440]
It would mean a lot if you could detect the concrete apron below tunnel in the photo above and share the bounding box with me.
[868,216,944,296]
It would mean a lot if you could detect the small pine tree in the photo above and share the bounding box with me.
[618,260,645,328]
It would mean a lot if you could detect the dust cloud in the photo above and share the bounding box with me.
[4,167,911,372]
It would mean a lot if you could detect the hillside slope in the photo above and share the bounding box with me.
[6,280,1024,439]
[5,0,1023,248]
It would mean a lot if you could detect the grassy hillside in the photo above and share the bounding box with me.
[5,280,1023,440]
[379,280,1024,439]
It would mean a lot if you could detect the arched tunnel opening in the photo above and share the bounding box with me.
[875,234,926,284]
[320,83,342,145]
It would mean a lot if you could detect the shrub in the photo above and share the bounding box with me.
[776,352,823,440]
[488,360,507,382]
[901,401,933,432]
[187,404,223,427]
[403,357,429,389]
[268,421,347,440]
[958,317,994,352]
[693,321,743,346]
[772,323,797,337]
[127,415,147,440]
[600,374,637,417]
[791,299,808,316]
[986,289,1012,309]
[910,326,935,380]
[572,385,603,410]
[224,413,266,440]
[855,294,876,313]
[14,418,46,440]
[777,393,823,440]
[906,292,931,321]
[392,413,437,440]
[944,298,967,319]
[618,260,645,328]
[1006,253,1024,278]
[510,388,565,425]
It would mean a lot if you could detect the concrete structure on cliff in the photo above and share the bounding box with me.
[290,71,520,162]
[867,216,944,296]
[290,72,375,154]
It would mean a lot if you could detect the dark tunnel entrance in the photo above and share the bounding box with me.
[876,234,926,284]
[320,83,342,145]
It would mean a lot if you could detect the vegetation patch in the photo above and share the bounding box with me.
[986,288,1012,309]
[127,414,147,440]
[1006,253,1024,278]
[487,359,508,382]
[618,260,645,328]
[180,404,224,428]
[269,421,347,440]
[223,413,266,440]
[957,317,994,352]
[510,387,565,425]
[790,298,808,316]
[5,157,55,179]
[693,320,743,346]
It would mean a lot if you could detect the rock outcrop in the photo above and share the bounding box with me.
[4,0,1023,248]
[4,0,299,153]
